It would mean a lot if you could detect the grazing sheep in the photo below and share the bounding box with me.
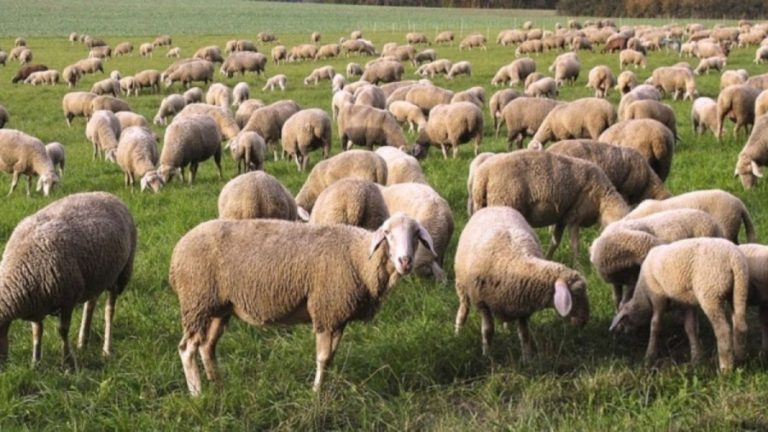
[115,112,149,131]
[218,171,300,220]
[304,65,335,85]
[695,56,726,75]
[549,53,580,86]
[446,61,472,79]
[314,44,340,61]
[404,84,453,116]
[139,43,153,57]
[153,94,186,126]
[73,58,103,75]
[735,114,768,190]
[615,70,637,94]
[193,45,224,63]
[491,58,536,86]
[586,65,616,98]
[381,182,453,282]
[617,84,662,120]
[412,102,483,159]
[454,206,589,359]
[24,69,59,86]
[353,85,386,109]
[295,150,387,212]
[0,129,59,196]
[598,119,675,181]
[170,212,433,395]
[737,244,768,355]
[754,90,768,118]
[288,43,318,62]
[590,209,723,308]
[360,60,403,85]
[0,51,8,66]
[271,45,287,65]
[85,110,121,160]
[163,59,214,88]
[489,89,522,136]
[341,39,376,57]
[226,131,266,174]
[311,32,321,43]
[134,69,161,93]
[331,73,346,93]
[0,192,136,367]
[231,82,249,107]
[459,33,487,50]
[262,74,287,92]
[45,142,66,177]
[469,150,629,261]
[281,109,332,172]
[646,66,698,101]
[619,49,647,69]
[258,32,278,43]
[691,97,718,136]
[119,76,138,97]
[415,48,436,64]
[529,97,616,148]
[205,83,230,109]
[241,100,301,160]
[515,40,544,57]
[406,32,430,45]
[337,103,409,151]
[111,126,164,192]
[526,77,559,98]
[388,100,427,133]
[153,35,172,47]
[435,31,454,45]
[717,84,761,139]
[87,95,131,118]
[158,114,222,184]
[114,42,133,56]
[497,29,526,46]
[547,139,671,204]
[374,146,426,185]
[499,97,560,149]
[88,46,111,59]
[62,91,97,126]
[308,178,389,231]
[610,238,748,372]
[623,99,678,140]
[11,64,47,83]
[17,48,32,65]
[90,77,120,97]
[183,87,203,104]
[220,52,266,78]
[166,47,181,58]
[415,59,452,78]
[235,99,266,128]
[346,62,363,76]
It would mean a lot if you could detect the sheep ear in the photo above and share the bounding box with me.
[609,309,627,332]
[417,225,437,258]
[297,206,310,221]
[751,161,763,178]
[368,229,387,258]
[553,279,572,317]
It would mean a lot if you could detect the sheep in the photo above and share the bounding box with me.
[489,89,522,137]
[0,192,136,367]
[153,94,186,126]
[89,46,111,59]
[570,35,593,51]
[346,62,363,76]
[153,34,172,47]
[17,48,32,65]
[288,43,318,62]
[308,178,390,231]
[314,44,340,61]
[166,47,181,58]
[415,48,436,65]
[360,60,403,85]
[163,59,213,88]
[515,40,544,57]
[695,56,726,75]
[590,209,724,308]
[499,97,559,149]
[619,49,647,69]
[87,95,131,118]
[735,114,768,190]
[304,65,335,85]
[295,150,388,212]
[615,70,637,94]
[235,99,266,128]
[623,99,678,140]
[755,46,768,64]
[170,211,433,395]
[204,83,230,109]
[118,76,138,97]
[220,52,266,78]
[550,53,580,86]
[523,72,546,89]
[497,29,526,46]
[115,111,149,131]
[134,69,161,94]
[406,32,430,45]
[610,238,748,372]
[86,110,121,160]
[24,70,59,86]
[193,45,224,63]
[529,97,616,148]
[755,90,768,119]
[109,126,164,192]
[747,73,768,90]
[242,100,301,160]
[526,77,559,98]
[617,84,662,120]
[277,108,332,172]
[310,32,321,43]
[491,58,536,86]
[229,82,249,107]
[717,84,761,139]
[374,146,426,185]
[158,114,222,184]
[11,64,47,83]
[337,103,409,151]
[459,33,487,50]
[412,102,483,160]
[380,183,452,282]
[257,31,278,43]
[454,206,589,359]
[626,189,756,244]
[0,129,59,196]
[586,65,615,98]
[0,105,8,128]
[271,45,287,65]
[341,39,376,57]
[646,66,698,101]
[380,44,416,66]
[387,100,427,133]
[404,84,453,116]
[690,97,718,136]
[262,74,287,91]
[737,244,768,355]
[62,91,97,126]
[184,87,203,104]
[90,77,120,97]
[331,73,346,93]
[469,150,629,261]
[139,43,153,57]
[73,58,103,75]
[218,171,300,221]
[547,139,671,205]
[226,131,266,174]
[114,42,133,56]
[598,119,675,181]
[415,59,452,78]
[0,51,7,66]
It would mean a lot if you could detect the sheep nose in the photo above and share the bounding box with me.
[398,256,413,272]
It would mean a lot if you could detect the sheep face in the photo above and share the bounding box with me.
[35,172,59,196]
[141,171,165,193]
[369,212,436,275]
[735,156,762,190]
[609,291,651,334]
[560,276,589,327]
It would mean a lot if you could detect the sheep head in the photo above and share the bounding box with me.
[141,171,165,193]
[554,275,589,327]
[735,155,762,190]
[36,171,59,196]
[368,212,436,275]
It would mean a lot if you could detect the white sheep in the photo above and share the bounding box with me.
[217,171,300,221]
[205,83,230,109]
[110,126,164,192]
[412,102,483,159]
[446,61,472,79]
[281,108,332,172]
[226,131,266,174]
[387,100,427,133]
[158,114,222,184]
[374,146,426,185]
[85,110,121,160]
[231,82,249,106]
[153,94,186,126]
[308,178,390,230]
[45,142,66,177]
[262,74,287,92]
[0,129,59,196]
[304,65,336,85]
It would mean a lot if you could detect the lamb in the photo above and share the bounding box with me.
[294,150,388,212]
[115,112,149,130]
[11,64,47,83]
[489,89,522,136]
[412,102,483,159]
[62,91,97,126]
[281,108,332,171]
[735,114,768,190]
[526,77,559,98]
[308,178,390,231]
[271,45,287,65]
[346,62,363,76]
[619,49,647,69]
[380,182,453,282]
[645,66,698,101]
[691,97,719,136]
[109,126,164,192]
[598,119,675,181]
[374,146,426,185]
[459,33,487,50]
[615,70,638,94]
[114,42,133,56]
[139,43,153,57]
[134,69,161,93]
[0,192,136,367]
[158,114,222,184]
[717,84,761,139]
[529,97,616,148]
[589,209,724,308]
[90,77,120,96]
[242,100,301,160]
[184,87,203,104]
[610,238,748,372]
[550,53,580,86]
[469,150,630,261]
[625,189,757,244]
[0,129,59,196]
[86,110,121,160]
[235,99,266,127]
[153,94,186,126]
[304,65,336,85]
[166,47,181,58]
[446,61,472,79]
[44,142,65,177]
[491,58,536,86]
[586,65,616,98]
[415,59,452,78]
[694,56,727,75]
[404,84,453,116]
[193,45,224,63]
[337,103,409,151]
[0,105,8,128]
[226,131,266,174]
[547,139,671,205]
[205,83,230,109]
[360,60,403,85]
[217,171,300,221]
[86,96,131,117]
[262,74,287,91]
[231,82,249,106]
[24,69,59,86]
[414,48,436,64]
[175,103,240,140]
[499,97,559,149]
[454,206,589,359]
[387,100,427,133]
[623,99,678,140]
[170,212,433,395]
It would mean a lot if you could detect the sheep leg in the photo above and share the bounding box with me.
[31,321,43,365]
[312,329,342,392]
[454,292,470,335]
[683,308,704,364]
[102,291,116,357]
[699,301,734,372]
[0,322,8,364]
[644,304,664,366]
[302,155,310,172]
[199,316,226,382]
[293,154,302,171]
[440,144,448,160]
[214,153,222,180]
[480,306,494,356]
[452,144,459,159]
[25,175,32,197]
[545,224,565,260]
[58,308,77,369]
[517,317,536,363]
[611,284,623,311]
[568,225,580,264]
[178,334,202,396]
[431,261,447,284]
[760,305,768,358]
[188,163,198,184]
[8,171,19,196]
[77,299,96,349]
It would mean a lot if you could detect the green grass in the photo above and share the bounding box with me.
[1,2,768,431]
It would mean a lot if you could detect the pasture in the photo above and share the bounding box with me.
[1,1,768,430]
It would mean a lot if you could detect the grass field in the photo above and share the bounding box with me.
[1,2,768,430]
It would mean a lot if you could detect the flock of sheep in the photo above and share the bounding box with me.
[2,18,768,396]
